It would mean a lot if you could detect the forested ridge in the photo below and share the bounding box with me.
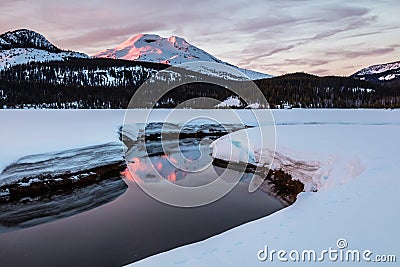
[0,59,399,109]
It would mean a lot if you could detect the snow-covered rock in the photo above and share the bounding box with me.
[94,34,271,80]
[0,141,124,187]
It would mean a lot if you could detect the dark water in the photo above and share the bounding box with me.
[0,136,284,267]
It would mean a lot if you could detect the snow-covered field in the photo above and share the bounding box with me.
[126,109,400,266]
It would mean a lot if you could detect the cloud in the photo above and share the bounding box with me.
[324,45,399,59]
[309,68,330,76]
[233,4,378,69]
[234,16,310,33]
[58,23,164,51]
[244,58,331,74]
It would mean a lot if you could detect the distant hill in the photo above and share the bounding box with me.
[352,61,400,86]
[1,61,398,109]
[255,72,399,108]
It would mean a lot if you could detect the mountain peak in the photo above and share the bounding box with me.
[0,29,88,70]
[95,33,196,64]
[0,29,60,52]
[93,33,271,79]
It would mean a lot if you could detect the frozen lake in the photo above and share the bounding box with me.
[0,109,399,266]
[0,118,284,266]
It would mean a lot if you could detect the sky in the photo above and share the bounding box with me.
[0,0,399,76]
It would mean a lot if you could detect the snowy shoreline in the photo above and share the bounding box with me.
[0,141,126,199]
[127,110,400,267]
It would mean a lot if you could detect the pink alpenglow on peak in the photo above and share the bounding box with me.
[93,33,272,80]
[93,33,219,64]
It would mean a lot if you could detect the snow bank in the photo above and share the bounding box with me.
[210,126,365,191]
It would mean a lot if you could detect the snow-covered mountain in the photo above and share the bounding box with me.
[93,34,272,80]
[0,29,88,69]
[352,60,400,84]
[0,29,60,52]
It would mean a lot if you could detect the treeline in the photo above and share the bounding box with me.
[255,73,400,108]
[0,80,136,108]
[0,58,167,87]
[0,60,399,109]
[0,59,236,108]
[0,80,234,109]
